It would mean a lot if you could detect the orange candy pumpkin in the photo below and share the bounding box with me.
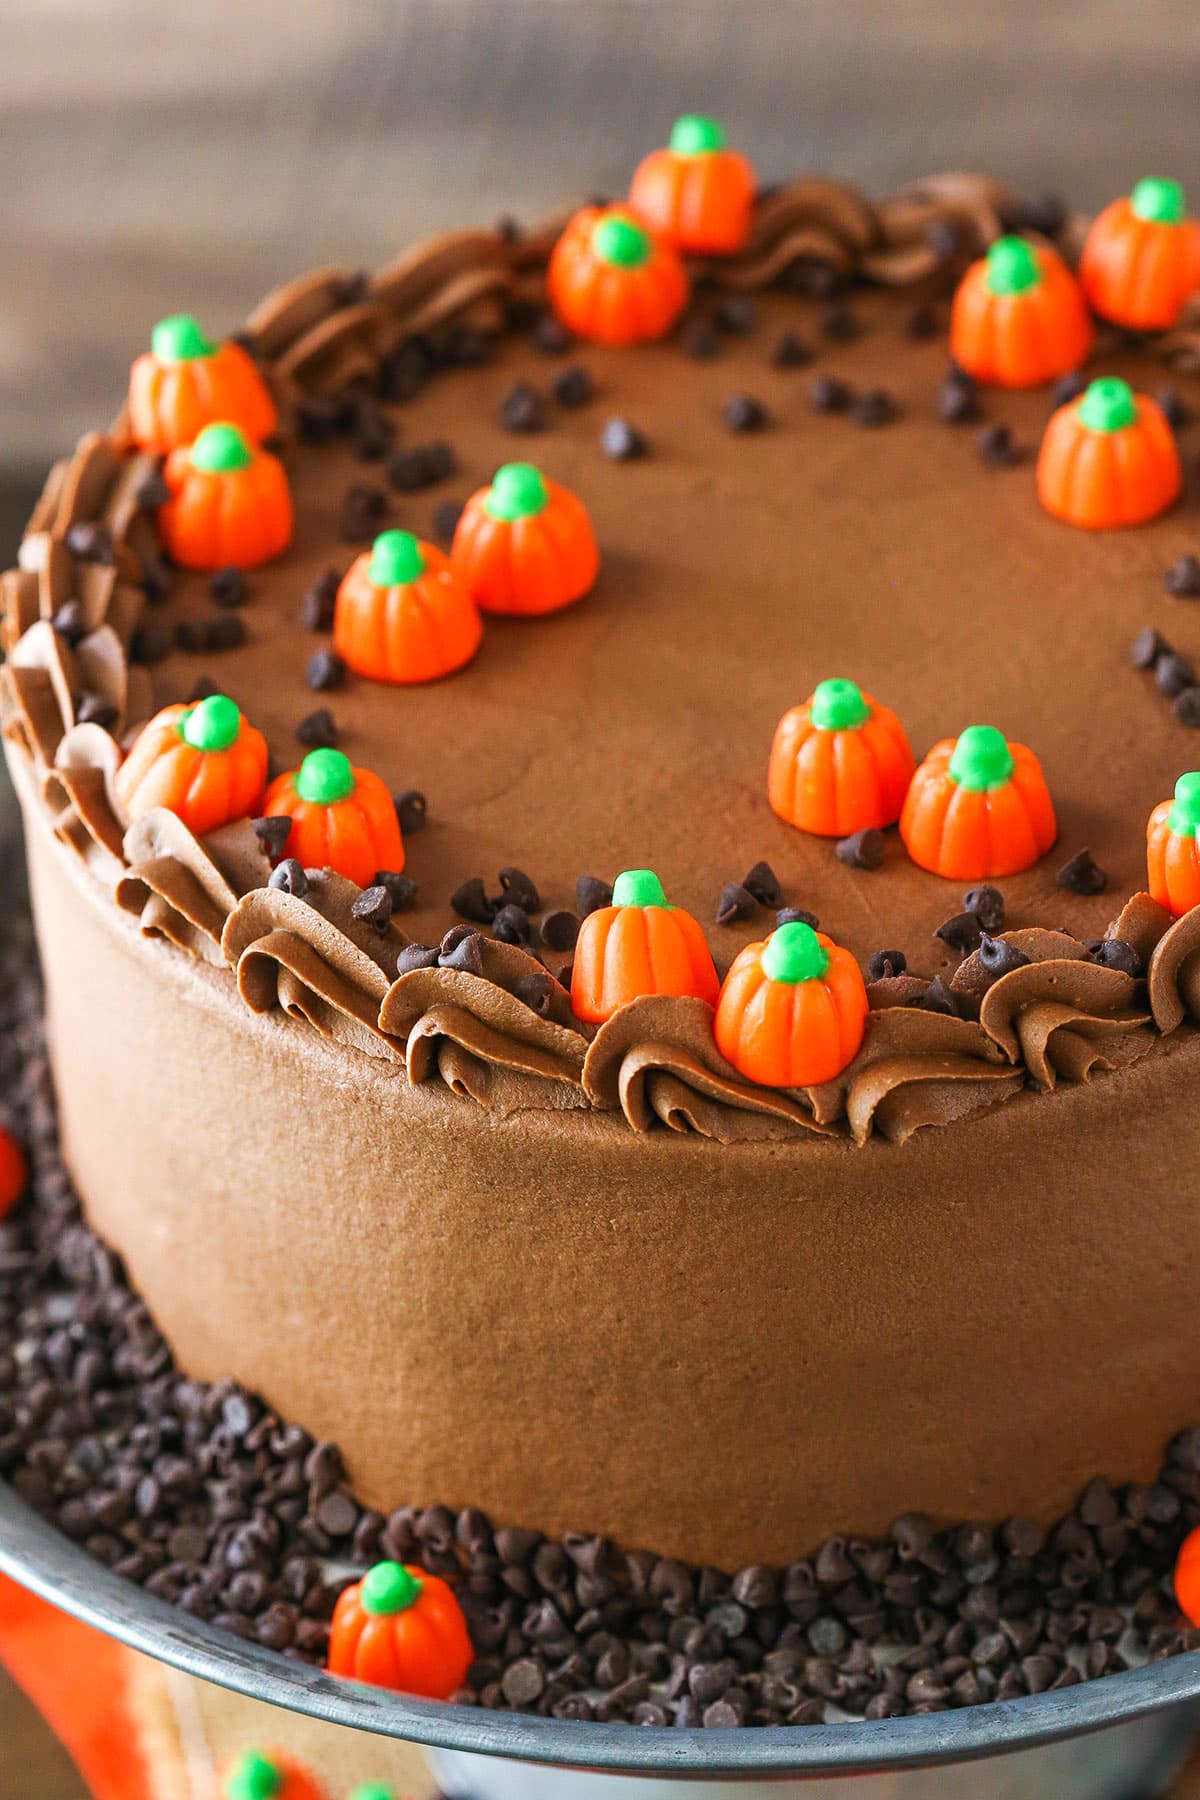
[1036,377,1181,530]
[547,205,689,345]
[451,463,599,616]
[223,1748,328,1800]
[768,678,915,837]
[949,237,1094,388]
[1147,772,1200,917]
[0,1126,27,1224]
[1080,178,1200,332]
[334,530,482,683]
[114,694,268,837]
[570,868,719,1024]
[628,115,756,256]
[159,422,292,570]
[900,725,1057,881]
[1174,1525,1200,1627]
[262,748,404,887]
[328,1561,473,1699]
[715,921,868,1088]
[130,314,277,454]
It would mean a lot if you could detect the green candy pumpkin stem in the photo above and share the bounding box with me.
[486,463,550,522]
[1077,376,1138,434]
[190,422,254,473]
[180,693,240,753]
[152,312,217,363]
[296,747,355,806]
[1169,772,1200,837]
[592,214,652,269]
[762,921,829,984]
[369,529,426,586]
[669,114,727,155]
[984,236,1041,296]
[810,677,871,733]
[361,1560,423,1616]
[225,1750,282,1800]
[1131,176,1186,225]
[948,725,1015,792]
[612,868,670,909]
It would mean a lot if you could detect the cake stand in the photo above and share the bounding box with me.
[2,1481,1198,1799]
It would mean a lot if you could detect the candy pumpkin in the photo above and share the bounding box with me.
[1080,178,1200,332]
[114,694,268,836]
[547,205,689,345]
[768,678,915,837]
[262,748,404,887]
[328,1560,473,1699]
[223,1749,328,1800]
[158,422,292,570]
[0,1126,27,1223]
[628,115,757,256]
[900,725,1057,881]
[949,237,1093,388]
[1147,771,1200,917]
[570,868,719,1024]
[129,313,277,453]
[1174,1525,1200,1627]
[451,463,599,616]
[334,529,482,683]
[715,921,868,1088]
[1036,377,1181,529]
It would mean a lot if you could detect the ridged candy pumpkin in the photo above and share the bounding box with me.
[1036,377,1181,530]
[451,463,599,616]
[715,921,868,1088]
[768,678,915,837]
[262,748,404,887]
[223,1748,328,1800]
[1080,178,1200,332]
[628,115,757,256]
[0,1126,27,1224]
[334,529,482,683]
[949,237,1093,388]
[547,206,689,345]
[1147,772,1200,917]
[159,422,293,570]
[570,868,719,1024]
[130,314,277,453]
[328,1561,473,1699]
[900,725,1057,881]
[114,694,268,836]
[1174,1525,1200,1627]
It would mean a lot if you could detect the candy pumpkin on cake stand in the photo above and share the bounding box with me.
[1037,377,1181,529]
[547,206,689,344]
[222,1749,327,1800]
[950,236,1093,388]
[129,312,277,453]
[1080,177,1200,332]
[571,868,719,1024]
[114,693,268,836]
[768,678,914,836]
[628,114,757,256]
[328,1560,472,1699]
[900,724,1057,881]
[263,749,404,888]
[334,528,482,683]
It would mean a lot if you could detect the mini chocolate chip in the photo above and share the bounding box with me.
[683,322,721,360]
[1057,849,1107,895]
[809,374,852,413]
[393,789,427,834]
[209,566,247,608]
[306,648,345,692]
[552,365,594,409]
[432,498,465,542]
[203,613,246,652]
[741,860,781,906]
[492,903,531,945]
[439,930,486,976]
[715,883,757,925]
[51,600,86,645]
[821,303,861,342]
[1175,687,1200,728]
[937,375,980,425]
[500,381,545,433]
[269,859,308,898]
[1014,191,1068,237]
[1052,370,1086,408]
[301,570,340,631]
[379,343,428,403]
[339,482,388,542]
[186,674,218,702]
[1132,626,1170,669]
[451,877,498,923]
[600,417,647,461]
[315,1490,357,1536]
[252,817,292,861]
[533,314,571,354]
[513,969,557,1016]
[714,296,757,336]
[963,884,1006,932]
[851,388,896,428]
[75,695,118,730]
[1166,554,1200,598]
[977,423,1019,467]
[498,866,540,912]
[927,217,963,260]
[396,943,440,974]
[776,906,818,929]
[836,828,885,870]
[298,394,349,441]
[295,708,338,748]
[130,623,172,666]
[389,441,458,492]
[904,303,941,340]
[1156,650,1195,698]
[1157,386,1192,431]
[351,885,393,929]
[771,331,812,368]
[913,976,960,1017]
[373,869,416,911]
[135,469,172,510]
[352,400,394,462]
[1089,938,1142,976]
[65,521,114,564]
[978,935,1031,978]
[867,949,906,980]
[541,910,581,951]
[576,873,613,916]
[935,911,983,955]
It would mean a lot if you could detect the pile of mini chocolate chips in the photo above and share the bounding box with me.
[3,908,1200,1727]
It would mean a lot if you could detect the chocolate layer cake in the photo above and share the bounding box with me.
[6,163,1200,1605]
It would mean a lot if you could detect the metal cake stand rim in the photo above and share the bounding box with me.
[3,1480,1200,1775]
